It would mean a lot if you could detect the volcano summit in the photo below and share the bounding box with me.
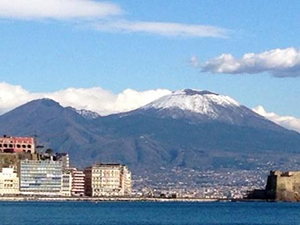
[0,89,300,174]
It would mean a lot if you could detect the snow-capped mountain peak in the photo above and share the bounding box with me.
[142,89,241,117]
[126,88,282,130]
[75,109,101,119]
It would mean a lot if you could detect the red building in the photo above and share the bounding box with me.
[0,136,36,153]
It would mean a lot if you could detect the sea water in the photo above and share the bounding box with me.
[0,201,299,225]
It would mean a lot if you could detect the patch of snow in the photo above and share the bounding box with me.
[142,89,240,118]
[76,109,100,119]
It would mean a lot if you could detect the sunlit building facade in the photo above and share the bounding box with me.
[0,168,19,195]
[19,160,62,195]
[84,163,132,197]
[61,171,72,196]
[70,168,85,196]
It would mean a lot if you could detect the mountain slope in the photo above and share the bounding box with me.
[0,91,300,174]
[0,99,104,164]
[94,89,300,170]
[127,89,284,131]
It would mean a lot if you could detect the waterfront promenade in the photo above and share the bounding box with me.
[0,196,219,202]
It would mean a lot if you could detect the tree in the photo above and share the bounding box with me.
[45,148,54,155]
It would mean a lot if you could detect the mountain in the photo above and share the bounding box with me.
[0,99,104,165]
[127,89,283,131]
[99,90,300,170]
[0,90,300,176]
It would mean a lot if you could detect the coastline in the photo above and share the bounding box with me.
[0,196,222,203]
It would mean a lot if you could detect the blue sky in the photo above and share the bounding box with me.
[0,0,300,125]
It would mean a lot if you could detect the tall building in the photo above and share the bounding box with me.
[0,168,19,195]
[70,168,85,196]
[84,163,132,197]
[19,160,62,196]
[0,136,35,154]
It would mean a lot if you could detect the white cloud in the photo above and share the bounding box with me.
[0,0,122,20]
[0,1,228,38]
[95,20,228,38]
[0,83,38,114]
[253,106,300,133]
[201,47,300,77]
[0,82,171,115]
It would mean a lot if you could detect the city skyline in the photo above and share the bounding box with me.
[0,1,299,131]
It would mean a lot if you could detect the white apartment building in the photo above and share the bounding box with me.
[84,163,132,197]
[61,171,72,196]
[70,168,85,196]
[0,168,19,195]
[122,166,132,195]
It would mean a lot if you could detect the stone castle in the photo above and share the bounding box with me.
[249,170,300,201]
[266,170,300,201]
